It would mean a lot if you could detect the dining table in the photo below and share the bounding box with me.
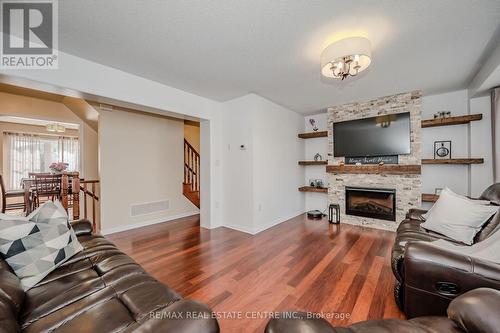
[20,173,83,215]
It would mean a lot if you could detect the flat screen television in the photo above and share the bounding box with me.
[333,112,411,157]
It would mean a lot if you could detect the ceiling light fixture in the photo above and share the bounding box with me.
[320,37,372,80]
[46,123,66,133]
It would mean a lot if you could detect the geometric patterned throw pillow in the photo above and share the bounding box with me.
[0,200,83,290]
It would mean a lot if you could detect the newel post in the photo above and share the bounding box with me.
[61,174,69,211]
[72,174,80,220]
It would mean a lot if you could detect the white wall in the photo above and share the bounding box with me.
[222,94,304,234]
[252,97,304,233]
[470,95,494,196]
[222,95,255,233]
[184,121,200,152]
[99,109,199,234]
[303,113,328,212]
[422,89,493,207]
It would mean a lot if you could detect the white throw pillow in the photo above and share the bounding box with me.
[0,201,83,290]
[422,187,491,220]
[421,187,498,245]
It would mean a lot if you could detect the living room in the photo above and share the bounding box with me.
[0,1,500,333]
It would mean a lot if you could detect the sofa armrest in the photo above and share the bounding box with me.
[69,219,93,236]
[139,299,219,333]
[265,312,338,333]
[403,241,500,317]
[405,242,500,290]
[406,208,427,220]
[448,288,500,333]
[0,291,20,333]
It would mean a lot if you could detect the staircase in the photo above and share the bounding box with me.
[183,139,200,208]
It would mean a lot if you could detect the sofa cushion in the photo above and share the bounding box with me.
[0,201,83,291]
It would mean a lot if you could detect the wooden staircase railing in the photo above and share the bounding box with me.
[80,180,100,231]
[184,139,200,192]
[59,174,100,231]
[184,139,200,207]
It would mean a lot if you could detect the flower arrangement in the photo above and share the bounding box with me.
[49,162,69,173]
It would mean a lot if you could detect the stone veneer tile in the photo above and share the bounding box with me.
[327,91,422,231]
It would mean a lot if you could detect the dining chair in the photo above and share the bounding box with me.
[32,174,63,209]
[0,174,26,214]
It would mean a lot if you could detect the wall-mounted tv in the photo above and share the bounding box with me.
[333,112,411,157]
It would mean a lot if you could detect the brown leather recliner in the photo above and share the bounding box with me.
[391,183,500,318]
[264,288,500,333]
[0,219,220,333]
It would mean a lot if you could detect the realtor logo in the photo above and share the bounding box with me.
[1,0,58,69]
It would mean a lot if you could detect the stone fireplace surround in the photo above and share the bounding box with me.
[327,91,422,231]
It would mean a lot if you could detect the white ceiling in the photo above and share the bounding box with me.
[59,0,500,114]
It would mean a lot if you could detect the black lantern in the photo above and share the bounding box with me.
[329,204,340,224]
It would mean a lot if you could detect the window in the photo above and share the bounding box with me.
[4,132,80,189]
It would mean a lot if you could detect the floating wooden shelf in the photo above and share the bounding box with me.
[298,160,328,165]
[326,164,421,175]
[298,131,328,139]
[299,186,328,193]
[421,114,482,128]
[422,193,439,202]
[422,158,484,165]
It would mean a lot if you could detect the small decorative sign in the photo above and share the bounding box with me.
[345,155,398,165]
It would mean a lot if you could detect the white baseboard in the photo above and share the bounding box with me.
[222,210,305,235]
[253,210,305,234]
[101,211,200,235]
[221,222,255,234]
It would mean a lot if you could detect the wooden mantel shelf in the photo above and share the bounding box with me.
[298,160,328,165]
[422,158,484,165]
[299,186,328,193]
[422,193,439,202]
[298,131,328,139]
[421,114,482,128]
[326,164,421,175]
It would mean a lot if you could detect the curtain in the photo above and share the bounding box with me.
[4,133,80,189]
[492,87,500,183]
[59,136,79,172]
[6,133,43,189]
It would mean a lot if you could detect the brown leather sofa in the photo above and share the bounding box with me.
[0,219,220,333]
[391,183,500,318]
[265,288,500,333]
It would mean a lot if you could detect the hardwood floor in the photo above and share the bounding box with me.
[108,214,404,332]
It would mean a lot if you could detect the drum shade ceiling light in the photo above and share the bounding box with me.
[321,37,372,80]
[46,123,66,133]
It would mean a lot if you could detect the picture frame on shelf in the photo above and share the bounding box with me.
[433,140,451,159]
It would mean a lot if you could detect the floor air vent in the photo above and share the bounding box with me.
[130,200,170,217]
